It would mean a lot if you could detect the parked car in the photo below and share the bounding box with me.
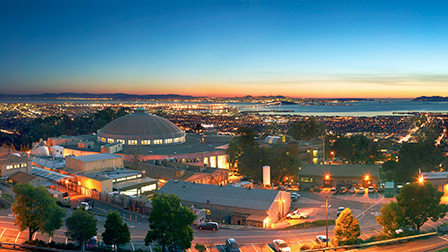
[272,239,291,252]
[358,187,365,194]
[330,187,337,194]
[337,207,345,216]
[225,238,241,252]
[368,186,375,193]
[349,188,356,194]
[86,236,98,250]
[286,211,309,219]
[339,186,347,194]
[315,235,329,245]
[290,192,300,201]
[198,222,219,230]
[378,186,384,193]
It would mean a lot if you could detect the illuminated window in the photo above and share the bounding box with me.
[128,140,137,145]
[117,139,125,144]
[107,138,114,143]
[181,136,186,142]
[204,158,209,166]
[141,140,151,145]
[6,165,13,170]
[300,177,316,183]
[165,138,173,144]
[154,139,162,144]
[21,163,26,167]
[100,137,106,142]
[174,137,180,143]
[141,184,157,192]
[210,156,217,168]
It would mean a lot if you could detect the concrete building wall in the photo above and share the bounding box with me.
[79,175,113,193]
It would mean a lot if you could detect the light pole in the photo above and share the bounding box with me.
[325,191,329,248]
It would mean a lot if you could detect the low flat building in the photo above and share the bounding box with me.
[0,149,31,179]
[421,172,448,196]
[139,162,228,187]
[298,164,380,190]
[159,180,291,228]
[66,153,123,173]
[7,171,52,187]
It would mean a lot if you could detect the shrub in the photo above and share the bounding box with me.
[195,243,206,252]
[299,244,311,251]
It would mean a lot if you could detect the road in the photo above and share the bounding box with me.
[1,190,448,251]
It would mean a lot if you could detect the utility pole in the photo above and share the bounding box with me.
[325,191,330,248]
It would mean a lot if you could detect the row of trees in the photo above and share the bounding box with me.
[1,107,131,151]
[226,127,301,183]
[376,182,447,233]
[333,182,447,246]
[12,184,130,250]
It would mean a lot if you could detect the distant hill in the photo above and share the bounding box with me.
[0,93,197,100]
[413,96,448,101]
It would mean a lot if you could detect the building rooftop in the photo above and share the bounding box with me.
[32,167,73,182]
[114,177,158,190]
[422,171,448,179]
[299,164,380,177]
[8,171,38,184]
[30,156,66,169]
[159,180,281,211]
[84,168,143,180]
[68,153,122,162]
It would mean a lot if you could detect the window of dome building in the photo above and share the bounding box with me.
[101,137,106,142]
[128,140,138,145]
[141,140,151,145]
[181,136,186,142]
[165,139,173,144]
[174,137,180,143]
[154,139,162,145]
[117,139,125,144]
[107,138,114,143]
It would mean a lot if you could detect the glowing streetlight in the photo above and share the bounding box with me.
[418,176,424,184]
[365,175,369,181]
[325,175,330,180]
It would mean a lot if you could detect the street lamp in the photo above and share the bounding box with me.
[325,189,330,248]
[418,176,424,185]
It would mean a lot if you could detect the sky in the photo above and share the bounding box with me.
[1,0,448,98]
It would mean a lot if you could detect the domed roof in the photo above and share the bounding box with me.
[31,141,50,157]
[98,108,183,138]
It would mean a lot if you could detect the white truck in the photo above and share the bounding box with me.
[78,199,94,211]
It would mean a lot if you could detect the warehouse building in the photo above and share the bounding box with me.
[298,164,380,190]
[159,180,291,228]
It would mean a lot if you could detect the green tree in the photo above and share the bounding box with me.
[287,117,325,141]
[395,182,448,231]
[226,127,258,170]
[145,193,196,252]
[102,210,131,250]
[334,208,360,245]
[12,184,65,241]
[65,209,97,251]
[376,201,404,235]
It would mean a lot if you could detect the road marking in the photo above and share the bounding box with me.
[296,241,301,247]
[205,245,210,252]
[311,239,317,245]
[356,198,384,220]
[362,233,369,239]
[439,235,448,242]
[375,230,382,235]
[15,231,21,244]
[0,228,6,239]
[33,232,37,240]
[149,245,154,252]
[251,243,259,252]
[131,243,135,251]
[49,237,52,243]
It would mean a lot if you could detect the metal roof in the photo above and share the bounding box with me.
[32,167,73,182]
[159,180,281,211]
[69,153,121,162]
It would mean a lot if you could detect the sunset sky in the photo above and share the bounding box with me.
[1,0,448,98]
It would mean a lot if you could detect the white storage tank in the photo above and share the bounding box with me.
[263,165,271,187]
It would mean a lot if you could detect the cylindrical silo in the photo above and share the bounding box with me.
[263,165,271,187]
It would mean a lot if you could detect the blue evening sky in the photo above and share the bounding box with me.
[1,0,448,98]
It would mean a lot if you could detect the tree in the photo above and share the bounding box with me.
[65,209,97,251]
[12,184,65,241]
[334,208,360,244]
[395,182,448,231]
[376,201,404,235]
[102,210,131,250]
[145,193,196,252]
[226,127,258,169]
[287,117,325,141]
